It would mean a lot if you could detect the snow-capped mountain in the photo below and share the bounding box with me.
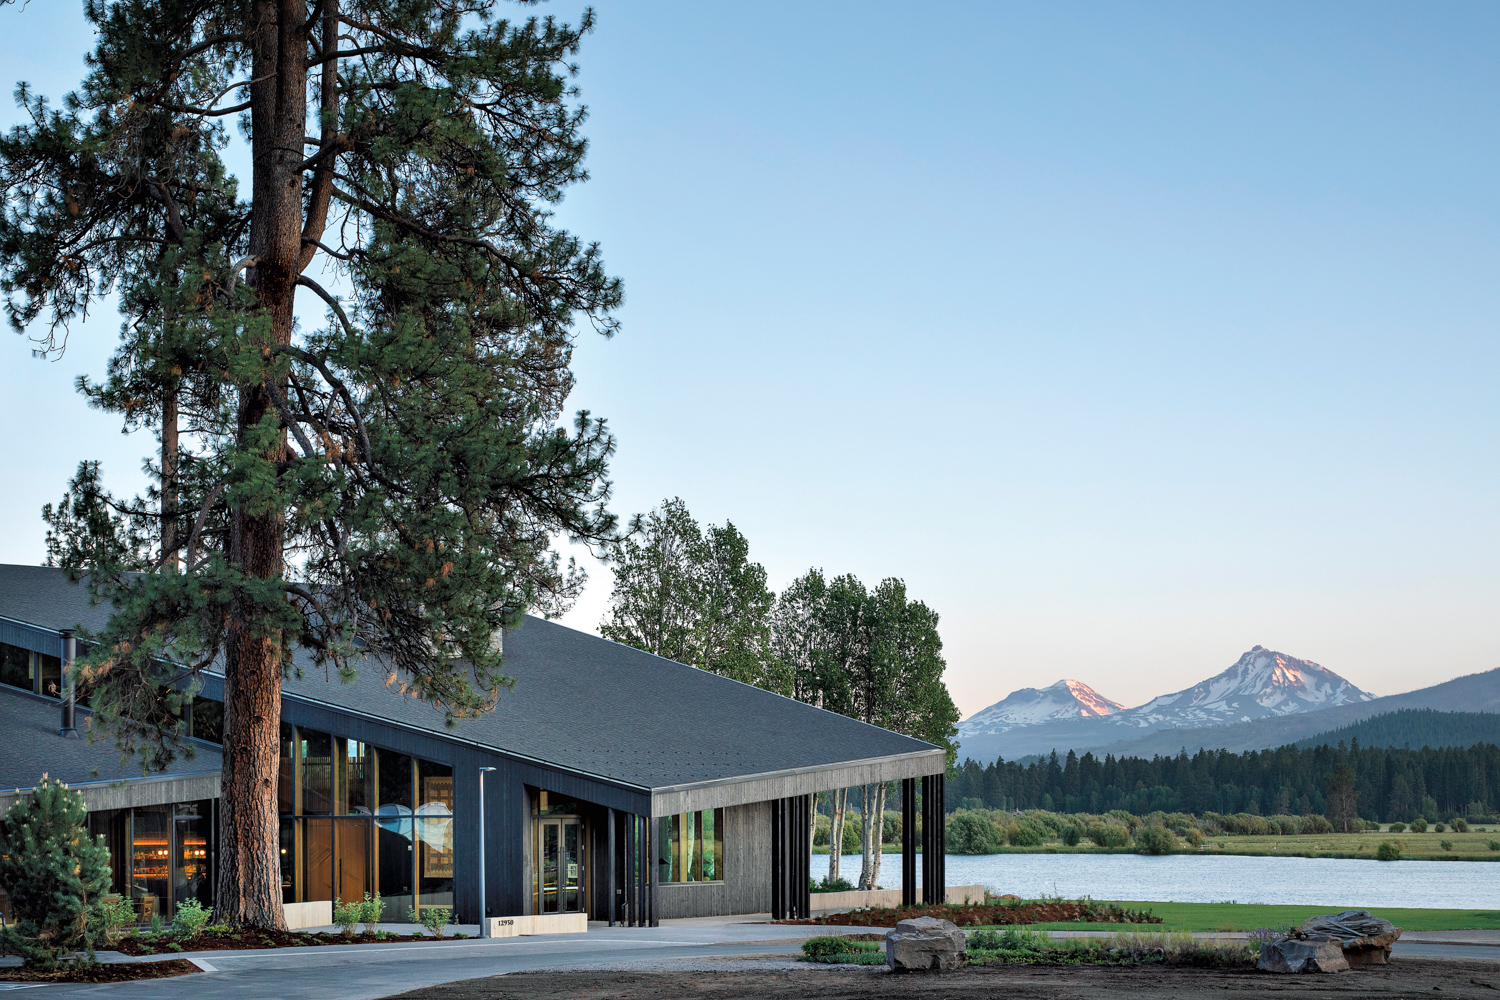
[955,646,1376,761]
[958,680,1124,736]
[1115,646,1375,729]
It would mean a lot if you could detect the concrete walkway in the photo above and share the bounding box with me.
[0,916,863,999]
[6,918,1498,997]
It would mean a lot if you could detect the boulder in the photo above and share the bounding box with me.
[885,917,967,972]
[1298,910,1402,966]
[1257,938,1350,974]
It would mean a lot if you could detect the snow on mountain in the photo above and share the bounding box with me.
[1114,646,1375,729]
[958,679,1125,735]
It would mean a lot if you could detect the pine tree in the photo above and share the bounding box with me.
[0,776,113,970]
[2,1,620,927]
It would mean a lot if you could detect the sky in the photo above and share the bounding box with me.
[0,2,1496,718]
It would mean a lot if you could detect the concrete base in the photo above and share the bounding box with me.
[284,901,333,930]
[810,884,986,913]
[482,912,588,937]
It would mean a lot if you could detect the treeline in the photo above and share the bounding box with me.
[950,740,1500,824]
[1294,709,1500,751]
[600,497,960,890]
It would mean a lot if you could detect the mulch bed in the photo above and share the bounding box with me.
[788,901,1163,928]
[112,927,456,955]
[0,958,198,983]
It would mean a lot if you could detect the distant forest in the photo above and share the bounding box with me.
[950,736,1499,823]
[1293,709,1500,750]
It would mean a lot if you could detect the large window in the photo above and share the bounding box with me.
[87,800,216,922]
[657,809,725,883]
[278,726,452,921]
[0,642,31,691]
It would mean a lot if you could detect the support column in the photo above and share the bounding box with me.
[607,809,616,926]
[935,774,946,899]
[769,798,783,919]
[901,777,916,906]
[647,814,658,927]
[797,794,811,919]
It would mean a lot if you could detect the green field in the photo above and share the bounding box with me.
[1003,901,1500,932]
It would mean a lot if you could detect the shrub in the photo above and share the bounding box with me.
[1388,822,1405,833]
[811,875,855,893]
[1488,840,1500,852]
[947,810,1007,854]
[802,935,881,958]
[1440,839,1454,852]
[333,899,362,937]
[1453,818,1469,833]
[1375,841,1400,861]
[1009,822,1045,847]
[1411,817,1428,833]
[0,776,113,970]
[409,906,451,938]
[1135,824,1177,855]
[359,892,385,933]
[1299,814,1334,834]
[100,897,137,945]
[1434,823,1446,833]
[172,898,210,940]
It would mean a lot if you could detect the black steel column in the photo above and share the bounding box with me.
[920,775,935,903]
[935,774,946,901]
[635,815,645,927]
[647,815,658,927]
[798,794,811,919]
[901,777,916,906]
[769,798,782,919]
[607,809,617,926]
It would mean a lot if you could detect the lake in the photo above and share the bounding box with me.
[811,852,1500,909]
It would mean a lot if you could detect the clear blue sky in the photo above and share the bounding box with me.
[1,2,1496,716]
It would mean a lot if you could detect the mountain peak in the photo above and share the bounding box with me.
[958,678,1124,735]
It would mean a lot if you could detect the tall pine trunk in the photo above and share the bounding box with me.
[214,0,308,929]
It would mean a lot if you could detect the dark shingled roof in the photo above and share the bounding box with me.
[0,688,221,793]
[0,566,938,790]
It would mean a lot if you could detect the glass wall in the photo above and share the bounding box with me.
[278,726,454,921]
[657,809,725,883]
[86,800,215,921]
[0,642,32,691]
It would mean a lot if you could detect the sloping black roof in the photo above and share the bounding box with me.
[0,687,221,793]
[0,566,938,790]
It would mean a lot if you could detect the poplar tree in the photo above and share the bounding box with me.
[1,0,620,928]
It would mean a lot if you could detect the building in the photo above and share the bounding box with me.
[0,565,948,925]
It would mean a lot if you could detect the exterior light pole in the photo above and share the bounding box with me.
[478,766,496,929]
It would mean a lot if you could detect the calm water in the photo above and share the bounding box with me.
[811,852,1500,909]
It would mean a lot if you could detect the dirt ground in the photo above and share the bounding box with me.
[387,957,1500,1000]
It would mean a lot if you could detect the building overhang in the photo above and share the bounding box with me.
[649,747,947,816]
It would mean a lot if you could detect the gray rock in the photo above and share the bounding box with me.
[1299,909,1401,966]
[885,917,967,972]
[1257,938,1350,974]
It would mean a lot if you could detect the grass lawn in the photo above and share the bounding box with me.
[1193,829,1499,861]
[996,901,1500,932]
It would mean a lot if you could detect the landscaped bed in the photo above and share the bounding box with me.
[791,897,1161,928]
[0,958,199,984]
[110,925,464,956]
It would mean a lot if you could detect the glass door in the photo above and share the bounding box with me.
[536,817,586,915]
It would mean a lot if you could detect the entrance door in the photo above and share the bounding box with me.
[536,817,586,914]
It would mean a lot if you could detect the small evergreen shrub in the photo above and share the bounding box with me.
[1434,823,1446,833]
[1388,822,1405,833]
[1440,839,1454,851]
[1411,818,1428,833]
[172,898,210,940]
[0,776,113,970]
[1453,818,1469,833]
[1487,840,1499,852]
[1375,841,1400,861]
[811,875,855,893]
